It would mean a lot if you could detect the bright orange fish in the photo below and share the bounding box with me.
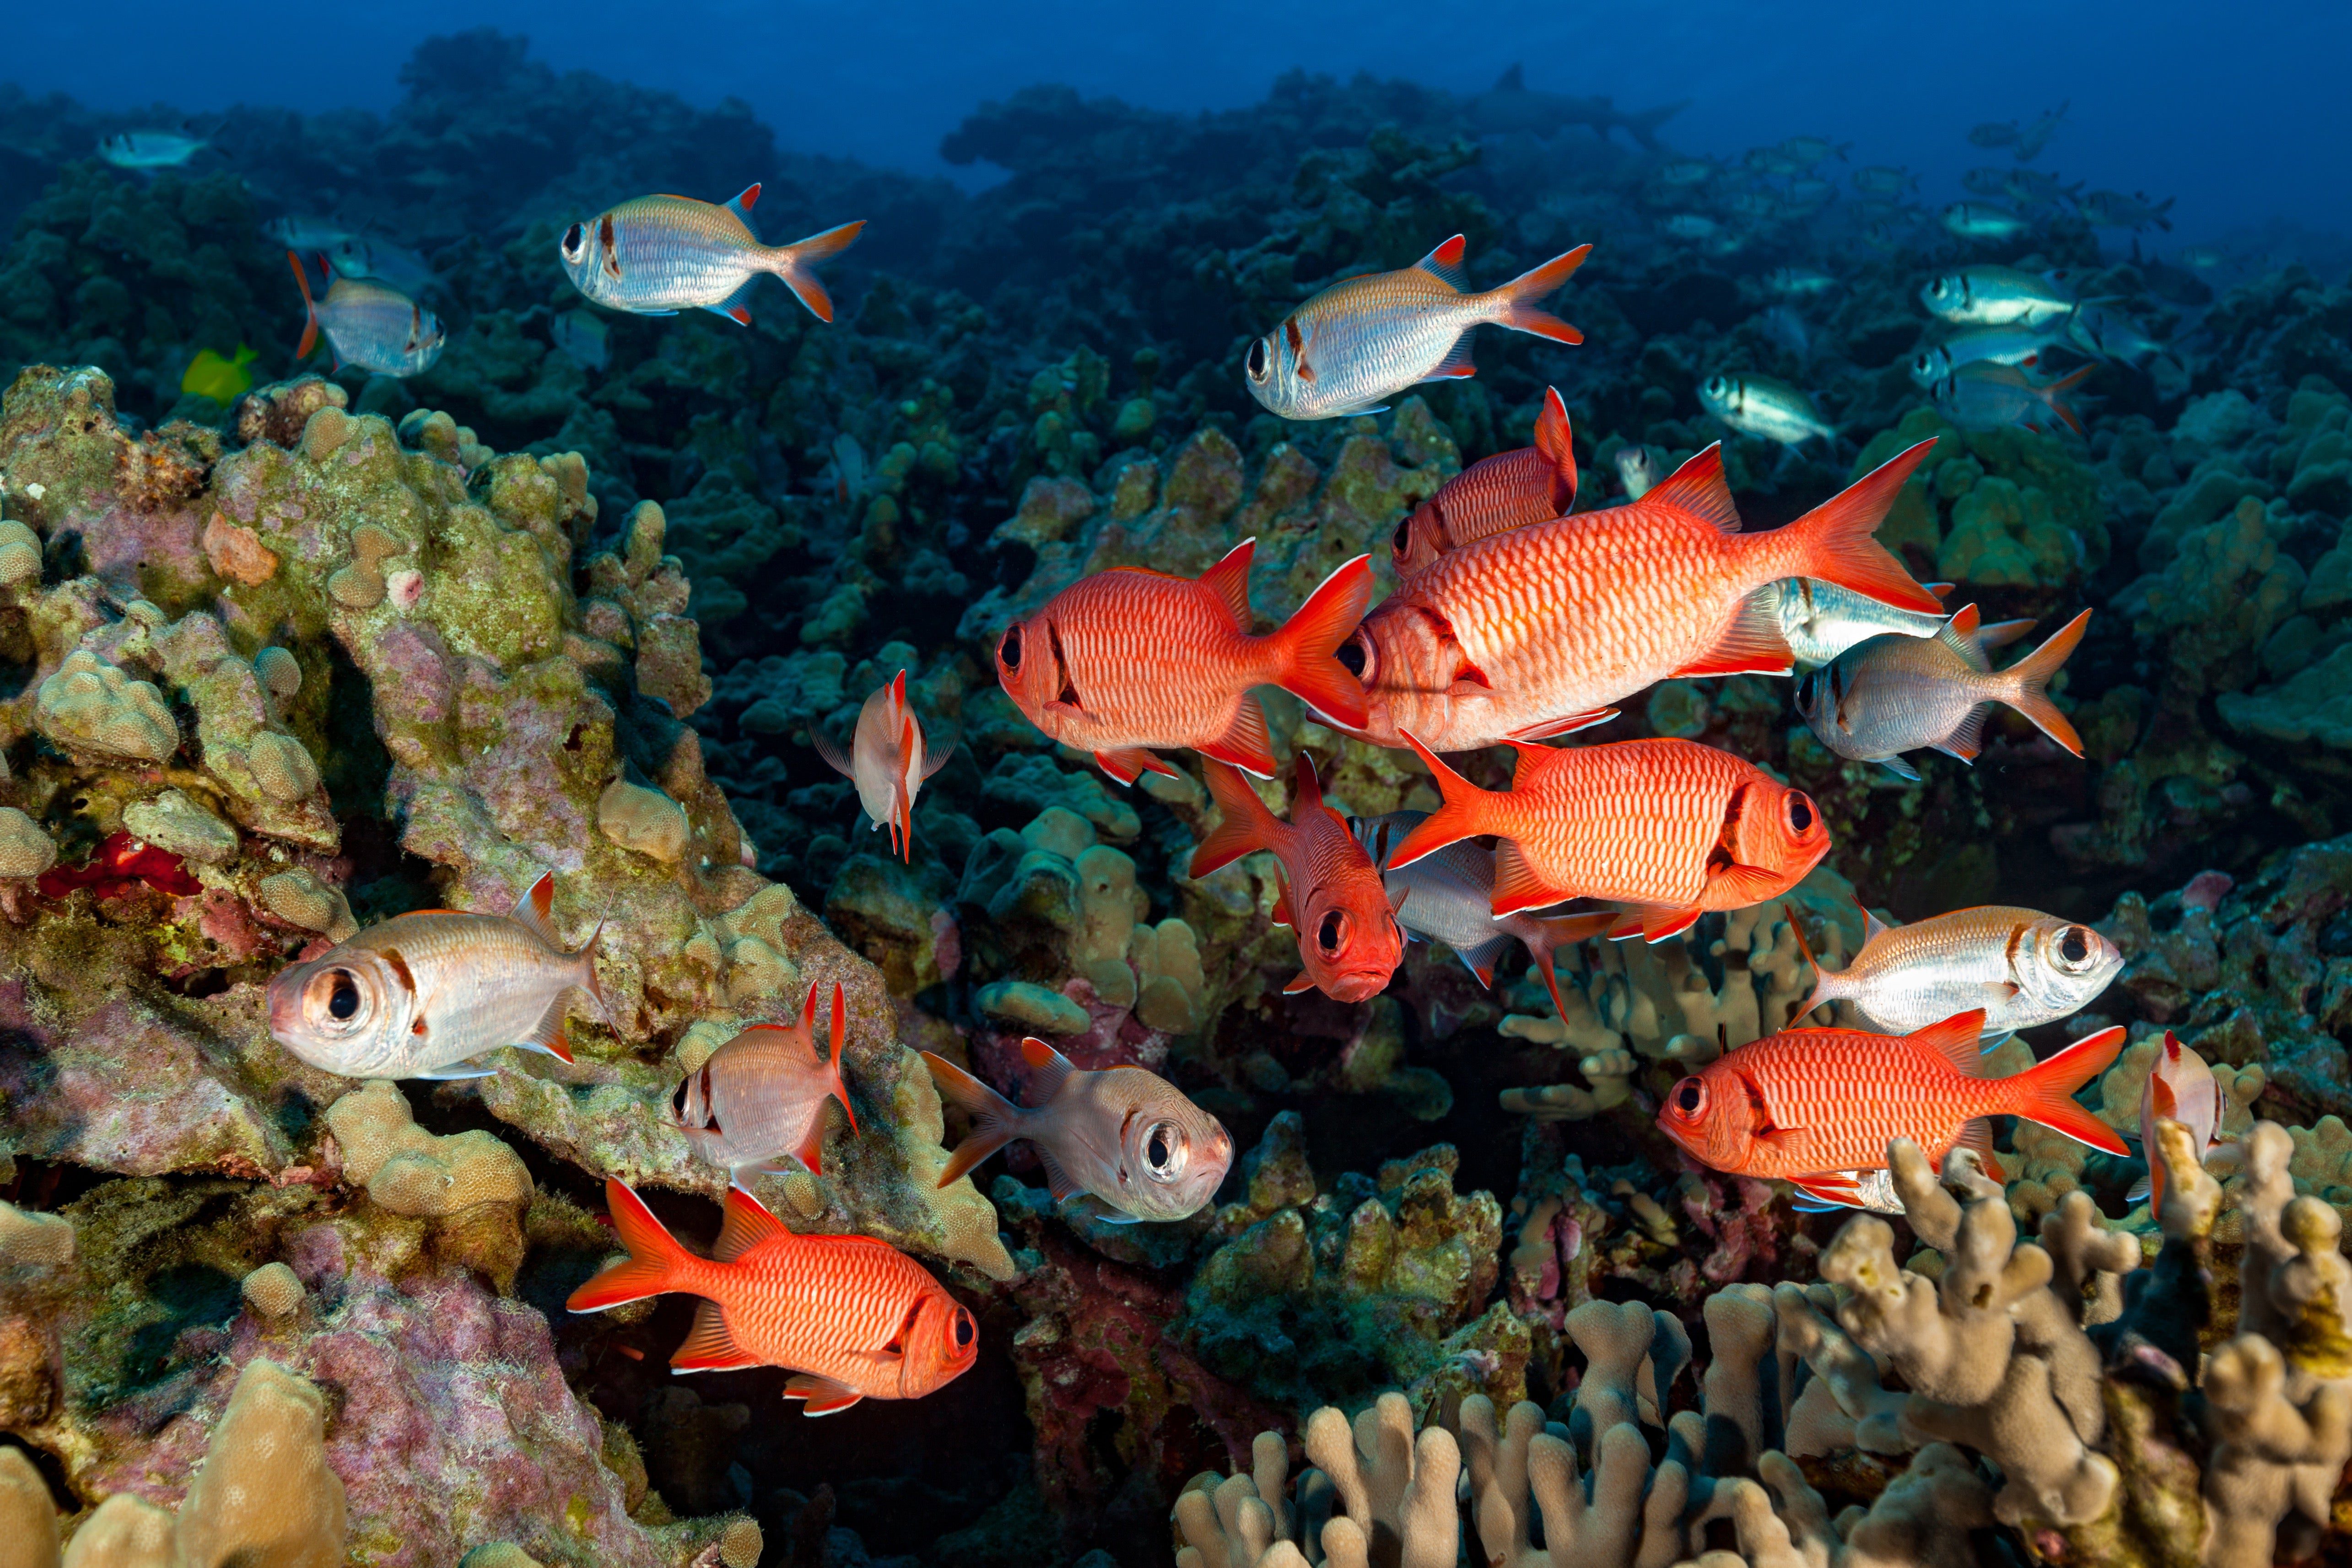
[1339,439,1942,752]
[1189,754,1405,1002]
[567,1179,976,1415]
[993,539,1372,785]
[1391,386,1577,578]
[1655,1009,2128,1209]
[1392,736,1829,941]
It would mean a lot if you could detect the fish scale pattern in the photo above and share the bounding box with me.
[1032,571,1256,749]
[704,1234,932,1367]
[1491,741,1767,905]
[1733,1029,1994,1175]
[604,196,762,304]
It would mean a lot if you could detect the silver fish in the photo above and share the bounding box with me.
[1851,166,1916,197]
[2076,189,2176,231]
[1657,159,1717,188]
[289,253,443,377]
[1758,306,1811,363]
[1351,811,1612,1016]
[1613,444,1659,501]
[268,216,357,251]
[1766,267,1836,298]
[922,1039,1233,1223]
[1967,121,2021,150]
[1961,167,2014,198]
[2002,169,2079,207]
[1942,203,2028,241]
[1931,360,2093,436]
[560,185,863,324]
[265,872,605,1080]
[2128,1031,2228,1208]
[2013,102,2069,162]
[99,130,205,169]
[1793,901,2122,1040]
[326,234,435,296]
[549,309,610,371]
[1791,1167,1901,1215]
[1662,214,1719,239]
[1698,372,1835,447]
[1910,324,2063,387]
[1770,577,1951,668]
[1919,264,2078,327]
[2064,304,2164,365]
[1795,605,2090,780]
[812,670,953,862]
[1779,136,1850,167]
[674,980,858,1183]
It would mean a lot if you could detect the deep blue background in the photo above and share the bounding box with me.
[12,0,2348,246]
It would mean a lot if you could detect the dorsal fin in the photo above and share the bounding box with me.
[1643,445,1742,533]
[1854,895,1891,944]
[724,183,761,220]
[1196,537,1257,628]
[1937,605,1992,673]
[1019,1036,1079,1103]
[887,667,908,722]
[1503,738,1573,788]
[1415,235,1469,293]
[1534,387,1577,510]
[511,872,561,948]
[1292,752,1327,823]
[715,1184,790,1262]
[1913,1009,1988,1076]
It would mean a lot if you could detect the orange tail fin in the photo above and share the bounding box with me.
[1519,911,1612,1019]
[769,219,867,322]
[2039,364,2096,438]
[921,1050,1023,1188]
[2008,1025,2129,1154]
[1995,608,2090,756]
[1534,386,1578,510]
[1188,760,1284,877]
[566,1179,693,1312]
[1782,439,1942,613]
[1262,554,1373,731]
[1492,245,1591,345]
[1386,733,1495,869]
[286,251,321,360]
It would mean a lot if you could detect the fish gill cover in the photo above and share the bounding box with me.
[0,23,2349,1568]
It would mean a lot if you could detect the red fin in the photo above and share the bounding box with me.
[1785,440,1943,612]
[1534,386,1577,512]
[1387,733,1492,869]
[286,251,320,360]
[1644,444,1742,533]
[1189,760,1283,877]
[2009,1025,2129,1154]
[784,1374,863,1415]
[1196,694,1276,779]
[672,1299,760,1372]
[1675,587,1794,678]
[725,183,761,217]
[1264,555,1374,731]
[1912,1009,1988,1075]
[1494,244,1591,345]
[922,1050,1021,1188]
[1709,862,1807,906]
[566,1180,691,1311]
[2042,364,2096,437]
[1291,751,1327,819]
[1789,1173,1864,1209]
[1520,912,1612,1019]
[1416,234,1469,290]
[1640,907,1703,943]
[1095,748,1178,786]
[1958,1119,2007,1183]
[1506,707,1617,742]
[771,219,866,322]
[714,1184,790,1262]
[1996,609,2090,756]
[1269,869,1295,928]
[1283,971,1317,994]
[825,982,858,1136]
[717,304,751,325]
[1196,537,1257,628]
[1489,841,1566,917]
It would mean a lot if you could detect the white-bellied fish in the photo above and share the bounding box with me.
[1795,604,2090,780]
[1767,267,1836,298]
[1657,159,1717,188]
[265,872,606,1080]
[1613,444,1659,501]
[550,309,610,371]
[813,670,952,862]
[674,980,858,1182]
[99,130,205,169]
[2064,304,2165,366]
[1942,203,2029,241]
[922,1038,1233,1222]
[1920,264,2079,327]
[1758,307,1811,363]
[289,253,444,377]
[1352,810,1611,1017]
[1698,373,1835,448]
[2013,102,2069,161]
[560,185,864,324]
[1771,577,1952,668]
[1910,324,2064,387]
[1243,234,1589,420]
[326,233,436,296]
[268,216,357,252]
[2002,169,2080,207]
[1931,360,2095,436]
[1791,900,2122,1041]
[2129,1031,2229,1208]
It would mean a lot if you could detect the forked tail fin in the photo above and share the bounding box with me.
[1995,608,2090,756]
[1491,245,1592,345]
[1779,440,1943,613]
[1386,733,1496,868]
[1262,555,1373,731]
[921,1050,1023,1188]
[2007,1025,2129,1154]
[566,1179,694,1312]
[1188,760,1284,878]
[767,219,867,323]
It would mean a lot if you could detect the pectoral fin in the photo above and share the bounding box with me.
[783,1374,864,1416]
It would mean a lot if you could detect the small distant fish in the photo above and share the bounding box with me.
[674,980,858,1183]
[1757,307,1811,363]
[1780,136,1850,167]
[922,1037,1234,1223]
[2001,169,2079,207]
[560,184,864,324]
[813,670,952,862]
[1786,178,1839,209]
[181,345,256,404]
[1243,234,1589,420]
[1770,577,1951,668]
[1353,810,1611,1015]
[1961,167,2014,198]
[2176,247,2228,271]
[1910,324,2061,386]
[568,1179,977,1414]
[549,309,610,372]
[1919,264,2079,327]
[1966,121,2021,151]
[2075,189,2176,232]
[992,539,1370,785]
[267,216,357,252]
[1657,1010,2128,1208]
[1613,445,1658,501]
[1942,203,2029,241]
[1745,147,1802,177]
[1796,605,2091,780]
[2129,1031,2229,1209]
[1658,159,1717,188]
[1190,754,1405,1001]
[326,234,435,296]
[1851,166,1917,197]
[288,253,444,377]
[1791,901,2122,1039]
[2012,102,2069,162]
[98,130,205,169]
[265,872,605,1080]
[1392,736,1832,942]
[1699,372,1836,448]
[1662,214,1720,240]
[1723,191,1781,222]
[1861,220,1910,253]
[833,433,868,501]
[1931,360,2095,436]
[1391,386,1575,578]
[1766,267,1836,298]
[2065,304,2164,366]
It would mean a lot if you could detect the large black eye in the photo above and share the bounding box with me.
[1392,517,1413,554]
[1787,792,1815,834]
[1146,1124,1174,1172]
[954,1309,975,1347]
[327,971,360,1021]
[1674,1078,1705,1115]
[1338,638,1368,677]
[1318,910,1345,954]
[561,222,585,257]
[2060,927,2091,965]
[1246,339,1269,379]
[998,624,1023,671]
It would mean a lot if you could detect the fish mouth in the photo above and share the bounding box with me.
[1321,970,1394,1004]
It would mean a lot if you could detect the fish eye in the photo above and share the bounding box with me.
[997,623,1023,671]
[2059,926,2093,967]
[1338,636,1369,678]
[953,1307,975,1348]
[1786,792,1816,834]
[324,969,361,1022]
[1246,338,1271,381]
[1672,1077,1707,1117]
[670,1078,692,1120]
[1392,516,1414,555]
[1142,1121,1184,1180]
[1317,910,1346,954]
[560,223,586,259]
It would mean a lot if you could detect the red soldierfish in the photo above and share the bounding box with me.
[1391,387,1578,578]
[922,1038,1233,1223]
[1190,754,1405,1001]
[558,185,863,325]
[266,872,605,1080]
[1246,235,1590,420]
[2129,1031,2229,1211]
[1656,1009,2128,1209]
[1392,737,1829,943]
[1338,439,1942,752]
[568,1180,976,1415]
[673,980,859,1183]
[814,670,952,862]
[993,539,1372,785]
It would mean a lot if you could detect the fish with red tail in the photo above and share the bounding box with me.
[1190,754,1406,1000]
[1656,1009,2128,1210]
[1339,438,1943,751]
[1246,236,1591,420]
[288,252,443,377]
[813,670,951,861]
[558,185,863,325]
[921,1038,1232,1223]
[1392,736,1829,943]
[2128,1031,2229,1211]
[673,980,859,1183]
[993,539,1372,785]
[1390,387,1578,578]
[568,1179,976,1414]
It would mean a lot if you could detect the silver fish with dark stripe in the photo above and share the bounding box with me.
[288,253,443,377]
[559,184,863,325]
[1791,901,2121,1040]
